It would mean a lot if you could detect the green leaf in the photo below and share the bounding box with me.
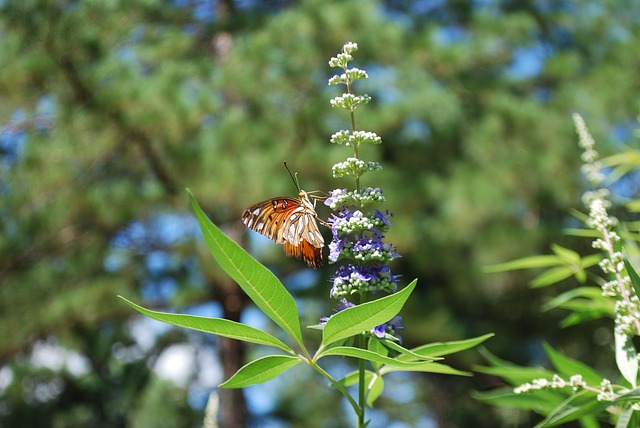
[484,255,562,273]
[624,259,640,298]
[189,191,303,347]
[531,266,575,288]
[543,343,602,386]
[535,390,610,427]
[564,228,601,239]
[337,369,371,387]
[472,389,564,412]
[616,406,635,428]
[368,338,388,371]
[119,296,293,353]
[558,309,611,328]
[381,339,439,362]
[219,355,301,388]
[551,244,580,265]
[614,387,640,403]
[542,287,607,312]
[381,361,470,376]
[366,373,384,407]
[318,346,430,368]
[402,333,494,359]
[322,279,417,346]
[474,365,555,386]
[475,348,555,386]
[581,254,603,268]
[615,330,638,388]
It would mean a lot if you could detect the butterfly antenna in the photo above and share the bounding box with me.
[284,161,301,192]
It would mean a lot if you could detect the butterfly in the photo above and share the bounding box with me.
[242,166,325,268]
[242,190,325,268]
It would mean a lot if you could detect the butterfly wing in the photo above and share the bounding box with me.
[284,240,323,269]
[242,197,299,244]
[242,193,324,268]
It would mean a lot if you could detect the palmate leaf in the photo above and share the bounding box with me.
[322,279,417,346]
[188,191,303,348]
[119,297,293,353]
[220,355,301,388]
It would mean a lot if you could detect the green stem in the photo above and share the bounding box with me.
[357,335,366,427]
[307,358,361,419]
[346,76,361,196]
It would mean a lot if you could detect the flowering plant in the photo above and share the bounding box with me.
[478,114,640,427]
[120,42,492,427]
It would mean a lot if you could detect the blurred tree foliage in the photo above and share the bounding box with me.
[1,0,639,426]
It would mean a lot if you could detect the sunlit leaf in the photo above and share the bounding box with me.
[119,296,292,353]
[189,191,303,347]
[615,330,638,388]
[624,259,640,298]
[219,355,301,388]
[322,279,417,346]
[318,346,430,368]
[403,333,494,359]
[366,373,383,407]
[381,362,470,376]
[368,338,389,371]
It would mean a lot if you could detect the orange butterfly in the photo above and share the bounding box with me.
[242,165,325,268]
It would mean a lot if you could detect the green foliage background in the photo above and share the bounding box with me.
[1,0,639,426]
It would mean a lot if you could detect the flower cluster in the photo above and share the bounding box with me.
[332,157,382,178]
[573,113,640,337]
[321,42,402,341]
[514,374,617,402]
[324,187,385,210]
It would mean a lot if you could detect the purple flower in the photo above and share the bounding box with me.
[336,298,355,311]
[325,188,348,208]
[373,316,404,342]
[328,237,346,262]
[374,209,393,227]
[320,298,355,324]
[343,236,400,264]
[330,264,400,298]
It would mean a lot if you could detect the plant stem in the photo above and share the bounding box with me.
[307,358,361,418]
[345,78,361,196]
[357,335,366,427]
